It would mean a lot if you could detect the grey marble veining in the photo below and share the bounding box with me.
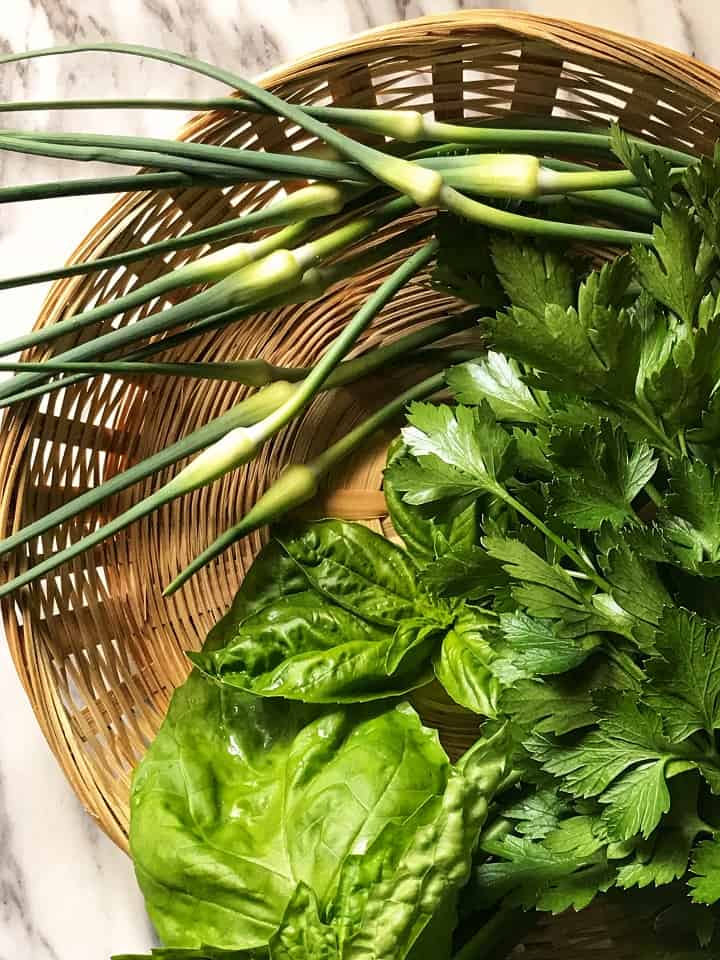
[0,1,712,957]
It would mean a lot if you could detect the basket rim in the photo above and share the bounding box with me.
[3,9,720,856]
[252,9,720,100]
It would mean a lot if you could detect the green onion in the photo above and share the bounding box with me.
[164,368,447,594]
[0,182,353,290]
[0,170,246,204]
[438,184,653,245]
[0,248,308,403]
[0,220,311,360]
[0,130,370,184]
[0,308,479,566]
[0,219,437,410]
[0,42,444,206]
[0,93,696,166]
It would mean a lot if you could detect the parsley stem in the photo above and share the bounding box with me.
[644,482,665,508]
[501,490,612,591]
[620,402,679,458]
[453,906,537,960]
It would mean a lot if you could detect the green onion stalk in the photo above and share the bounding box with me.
[0,182,354,290]
[0,218,436,410]
[0,170,251,204]
[0,220,312,359]
[0,194,418,403]
[164,366,446,594]
[0,90,697,166]
[0,299,476,598]
[2,129,658,202]
[0,42,682,221]
[0,344,479,385]
[0,42,447,206]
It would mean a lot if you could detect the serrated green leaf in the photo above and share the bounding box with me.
[421,544,509,601]
[501,650,639,737]
[431,215,506,308]
[492,610,602,683]
[501,788,573,840]
[599,760,671,840]
[389,402,515,512]
[543,815,607,859]
[548,421,657,530]
[384,438,479,567]
[690,837,720,904]
[610,124,674,208]
[490,234,575,317]
[633,206,715,325]
[474,835,613,913]
[616,775,707,890]
[645,608,720,742]
[662,459,720,570]
[599,535,672,651]
[446,353,547,424]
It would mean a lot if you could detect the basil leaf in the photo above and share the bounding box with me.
[131,674,452,951]
[276,519,419,625]
[433,613,500,716]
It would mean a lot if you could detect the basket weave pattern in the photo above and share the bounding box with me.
[2,11,720,955]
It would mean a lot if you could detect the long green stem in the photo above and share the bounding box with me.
[0,93,696,165]
[0,130,370,183]
[0,170,246,203]
[0,134,272,181]
[0,220,436,409]
[0,182,353,291]
[439,184,652,245]
[0,43,444,205]
[500,488,612,592]
[245,240,438,439]
[0,249,307,403]
[0,221,310,360]
[452,906,537,960]
[163,368,447,594]
[0,309,478,562]
[0,357,306,385]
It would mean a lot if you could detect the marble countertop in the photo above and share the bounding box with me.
[0,1,716,957]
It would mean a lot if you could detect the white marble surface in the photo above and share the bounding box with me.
[0,1,716,957]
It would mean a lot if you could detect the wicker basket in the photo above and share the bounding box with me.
[2,10,720,956]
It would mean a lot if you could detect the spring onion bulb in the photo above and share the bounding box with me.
[0,308,480,570]
[0,182,354,291]
[0,221,311,361]
[0,243,438,595]
[164,368,447,593]
[0,220,439,410]
[0,247,308,403]
[0,92,696,167]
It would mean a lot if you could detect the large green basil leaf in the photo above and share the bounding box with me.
[130,672,451,951]
[433,613,501,716]
[191,522,440,702]
[275,519,419,626]
[384,439,479,568]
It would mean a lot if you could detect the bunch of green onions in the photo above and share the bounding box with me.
[0,41,696,598]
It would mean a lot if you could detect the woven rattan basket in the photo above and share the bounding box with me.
[3,10,720,956]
